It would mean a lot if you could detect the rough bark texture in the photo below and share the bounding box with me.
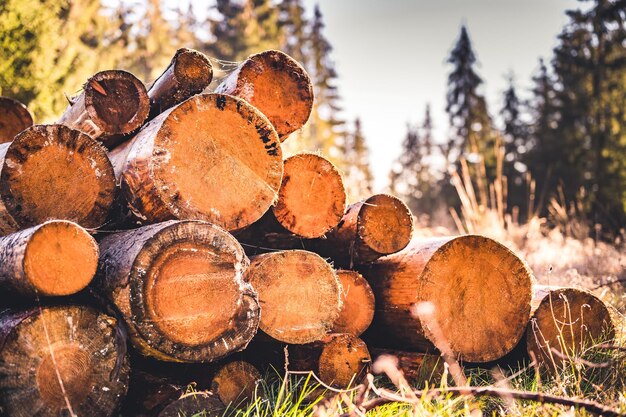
[107,93,283,231]
[157,392,224,417]
[58,70,149,147]
[215,50,313,140]
[290,334,371,388]
[147,48,213,118]
[0,220,98,297]
[313,194,414,268]
[0,97,33,143]
[0,305,129,417]
[0,124,115,235]
[331,270,375,336]
[210,361,261,407]
[360,235,534,363]
[245,250,342,344]
[527,286,616,370]
[370,348,446,387]
[93,220,259,362]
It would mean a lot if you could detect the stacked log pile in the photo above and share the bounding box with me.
[0,48,617,417]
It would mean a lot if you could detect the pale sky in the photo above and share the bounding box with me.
[300,0,579,190]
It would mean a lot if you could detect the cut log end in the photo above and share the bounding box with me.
[85,70,150,135]
[527,287,615,369]
[120,93,282,231]
[332,270,375,336]
[318,334,371,388]
[173,48,213,92]
[245,250,341,344]
[418,235,533,362]
[216,50,313,139]
[23,220,98,296]
[157,392,224,417]
[0,306,128,417]
[1,124,115,230]
[211,361,261,406]
[358,194,413,256]
[0,97,33,143]
[272,153,346,238]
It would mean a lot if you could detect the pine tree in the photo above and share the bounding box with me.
[278,0,308,67]
[342,118,373,200]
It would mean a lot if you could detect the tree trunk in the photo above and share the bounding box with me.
[245,250,342,344]
[370,348,446,387]
[93,220,260,363]
[289,334,371,388]
[0,305,129,417]
[359,235,533,363]
[58,70,150,148]
[331,270,375,337]
[210,361,261,407]
[0,124,115,235]
[0,97,33,143]
[313,194,414,268]
[215,50,313,140]
[157,392,224,417]
[526,286,616,370]
[147,48,213,119]
[0,220,98,297]
[107,93,283,232]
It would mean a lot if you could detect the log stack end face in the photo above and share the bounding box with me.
[173,48,213,94]
[0,124,115,231]
[418,235,533,362]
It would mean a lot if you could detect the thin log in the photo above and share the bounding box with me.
[245,250,342,344]
[0,97,33,143]
[157,392,224,417]
[58,70,150,147]
[359,235,534,363]
[107,93,283,231]
[0,305,129,417]
[331,270,375,336]
[93,220,259,362]
[0,124,115,235]
[527,286,616,370]
[215,50,313,140]
[313,194,414,268]
[370,348,446,387]
[210,361,261,407]
[0,220,98,297]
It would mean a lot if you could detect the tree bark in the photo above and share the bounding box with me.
[0,124,115,235]
[215,50,313,140]
[0,97,33,143]
[245,250,342,344]
[93,220,260,363]
[147,48,213,118]
[359,235,534,363]
[331,270,375,336]
[107,93,283,232]
[313,194,414,267]
[527,285,616,370]
[0,220,98,297]
[0,305,129,417]
[58,70,150,148]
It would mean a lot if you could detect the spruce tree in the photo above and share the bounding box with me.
[278,0,308,66]
[342,118,373,200]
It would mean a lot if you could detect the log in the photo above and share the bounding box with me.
[0,305,129,417]
[0,220,98,297]
[93,220,260,362]
[290,334,371,388]
[147,48,213,118]
[359,235,534,363]
[157,392,224,417]
[58,70,150,147]
[210,360,261,407]
[245,250,342,344]
[0,124,115,234]
[314,194,414,267]
[215,50,313,140]
[0,97,33,143]
[331,270,375,336]
[370,348,446,387]
[272,153,346,238]
[108,93,283,231]
[527,286,616,369]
